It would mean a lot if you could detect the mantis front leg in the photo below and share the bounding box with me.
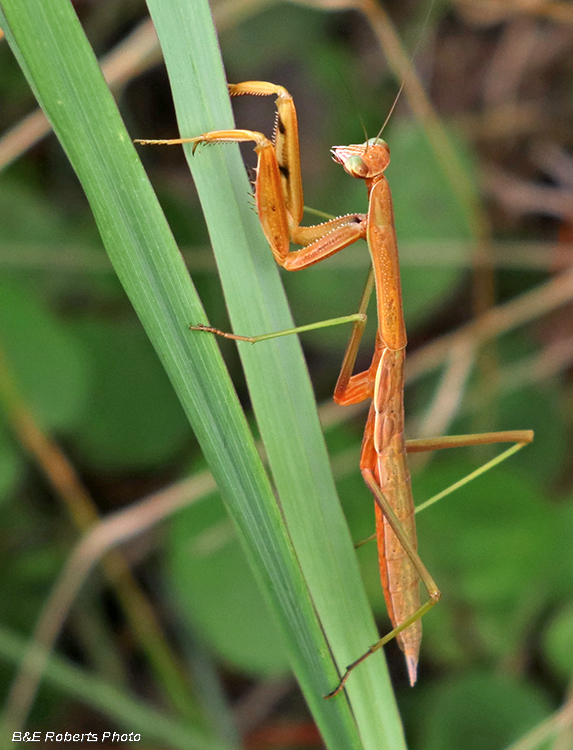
[136,82,368,271]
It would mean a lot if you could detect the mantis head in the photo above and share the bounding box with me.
[331,138,390,180]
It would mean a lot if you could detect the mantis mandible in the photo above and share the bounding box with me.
[136,81,533,697]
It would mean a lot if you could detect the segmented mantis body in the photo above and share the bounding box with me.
[136,81,532,696]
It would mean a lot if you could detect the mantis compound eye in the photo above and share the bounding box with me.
[368,137,388,148]
[344,155,368,178]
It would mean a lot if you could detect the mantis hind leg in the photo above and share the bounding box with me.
[326,429,534,699]
[356,430,534,548]
[324,592,439,699]
[408,430,534,514]
[325,462,440,699]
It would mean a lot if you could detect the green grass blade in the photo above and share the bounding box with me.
[143,0,407,747]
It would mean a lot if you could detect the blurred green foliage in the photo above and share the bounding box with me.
[169,485,290,675]
[415,672,552,750]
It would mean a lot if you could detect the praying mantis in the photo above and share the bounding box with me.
[136,81,533,698]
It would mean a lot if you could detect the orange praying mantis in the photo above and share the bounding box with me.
[136,81,533,697]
